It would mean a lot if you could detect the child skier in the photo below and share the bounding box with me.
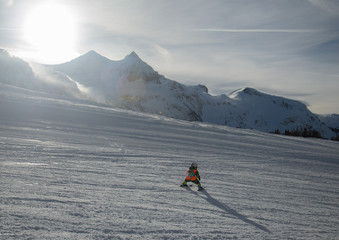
[180,162,204,191]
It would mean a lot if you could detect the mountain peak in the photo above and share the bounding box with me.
[242,87,263,96]
[229,87,263,99]
[0,48,10,57]
[124,51,141,61]
[58,50,111,66]
[82,50,107,59]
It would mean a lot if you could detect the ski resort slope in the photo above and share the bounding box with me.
[1,84,339,239]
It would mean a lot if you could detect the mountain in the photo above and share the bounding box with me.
[49,51,202,121]
[0,48,338,139]
[224,87,332,137]
[0,49,36,89]
[0,49,82,98]
[317,114,339,140]
[318,114,339,130]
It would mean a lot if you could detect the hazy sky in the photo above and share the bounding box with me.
[1,0,338,114]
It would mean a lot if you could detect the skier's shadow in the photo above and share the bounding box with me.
[190,189,271,233]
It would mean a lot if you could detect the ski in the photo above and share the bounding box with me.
[180,184,204,191]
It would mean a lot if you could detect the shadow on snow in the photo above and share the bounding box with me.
[188,188,271,233]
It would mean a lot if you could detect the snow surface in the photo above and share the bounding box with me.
[1,83,339,239]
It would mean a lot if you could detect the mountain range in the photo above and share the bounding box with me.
[0,48,338,140]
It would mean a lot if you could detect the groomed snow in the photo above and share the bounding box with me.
[1,84,339,239]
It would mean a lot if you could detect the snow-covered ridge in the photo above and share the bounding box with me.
[0,48,337,139]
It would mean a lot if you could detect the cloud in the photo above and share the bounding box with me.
[192,28,323,33]
[308,0,339,14]
[302,38,339,63]
[7,0,14,6]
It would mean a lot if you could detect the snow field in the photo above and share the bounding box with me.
[1,85,339,239]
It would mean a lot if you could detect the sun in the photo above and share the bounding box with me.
[24,4,78,63]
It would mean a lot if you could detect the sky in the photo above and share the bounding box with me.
[1,0,339,114]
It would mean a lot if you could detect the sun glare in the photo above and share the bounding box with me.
[24,4,78,63]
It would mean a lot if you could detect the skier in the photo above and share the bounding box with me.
[180,162,204,191]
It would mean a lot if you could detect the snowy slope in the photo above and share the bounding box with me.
[0,49,36,89]
[1,84,339,239]
[49,51,205,121]
[0,49,83,98]
[49,51,161,103]
[318,114,339,132]
[225,87,333,138]
[49,51,337,139]
[1,48,337,139]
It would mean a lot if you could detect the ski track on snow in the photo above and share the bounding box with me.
[1,85,339,239]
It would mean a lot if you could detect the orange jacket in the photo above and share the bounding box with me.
[185,169,199,181]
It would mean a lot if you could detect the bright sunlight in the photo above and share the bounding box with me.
[23,4,79,63]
